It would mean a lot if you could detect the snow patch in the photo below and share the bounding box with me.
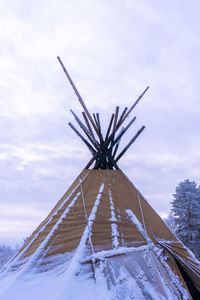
[81,245,149,263]
[60,183,105,279]
[108,189,119,249]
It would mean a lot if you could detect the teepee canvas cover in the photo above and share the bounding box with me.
[0,58,200,300]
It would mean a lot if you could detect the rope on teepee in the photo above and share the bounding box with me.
[79,177,96,276]
[137,191,149,244]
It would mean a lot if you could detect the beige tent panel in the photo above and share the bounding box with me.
[5,169,200,298]
[160,240,200,293]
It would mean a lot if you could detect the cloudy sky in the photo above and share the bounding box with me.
[0,0,200,246]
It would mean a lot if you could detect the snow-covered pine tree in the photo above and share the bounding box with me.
[164,211,177,233]
[171,179,200,259]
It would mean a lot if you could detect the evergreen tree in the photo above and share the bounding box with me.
[171,179,200,259]
[164,211,177,233]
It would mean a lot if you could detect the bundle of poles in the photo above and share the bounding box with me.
[57,56,149,170]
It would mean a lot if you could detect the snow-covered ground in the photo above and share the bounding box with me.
[0,244,189,300]
[0,266,108,300]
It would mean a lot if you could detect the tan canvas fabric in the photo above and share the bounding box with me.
[131,181,200,293]
[8,169,200,296]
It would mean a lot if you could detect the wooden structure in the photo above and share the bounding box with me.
[1,58,200,300]
[57,56,149,170]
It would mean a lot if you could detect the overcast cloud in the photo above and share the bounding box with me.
[0,0,200,246]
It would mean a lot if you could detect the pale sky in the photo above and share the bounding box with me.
[0,0,200,246]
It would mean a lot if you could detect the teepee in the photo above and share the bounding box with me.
[0,57,200,300]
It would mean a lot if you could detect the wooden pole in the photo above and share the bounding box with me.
[57,56,100,137]
[113,116,136,147]
[68,122,96,155]
[115,126,145,163]
[96,113,104,143]
[112,127,124,159]
[121,87,149,125]
[70,109,98,149]
[105,113,115,141]
[116,107,128,130]
[82,112,97,144]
